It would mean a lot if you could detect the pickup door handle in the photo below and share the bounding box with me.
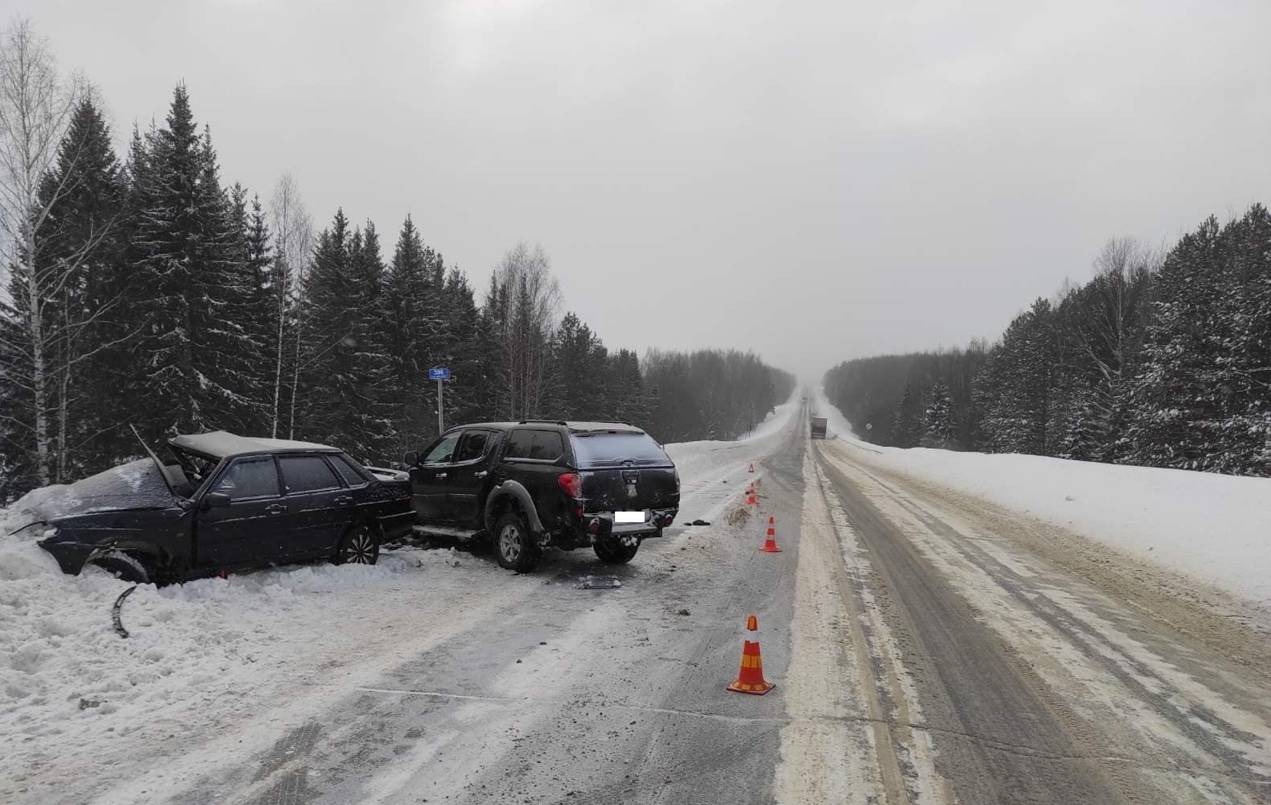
[434,472,448,480]
[266,503,287,515]
[473,470,488,478]
[334,495,354,505]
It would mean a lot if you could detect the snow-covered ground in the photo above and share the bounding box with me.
[814,387,1271,608]
[0,398,800,803]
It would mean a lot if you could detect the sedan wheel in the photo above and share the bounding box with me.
[493,513,540,572]
[337,523,380,566]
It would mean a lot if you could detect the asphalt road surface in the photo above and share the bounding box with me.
[77,404,1271,804]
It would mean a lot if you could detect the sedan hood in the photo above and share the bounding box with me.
[10,459,182,528]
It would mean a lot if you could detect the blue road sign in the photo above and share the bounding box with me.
[428,367,451,381]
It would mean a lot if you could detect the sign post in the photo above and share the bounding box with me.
[428,367,451,433]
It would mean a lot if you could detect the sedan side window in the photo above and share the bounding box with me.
[213,456,280,500]
[279,455,341,494]
[331,454,370,487]
[422,432,461,464]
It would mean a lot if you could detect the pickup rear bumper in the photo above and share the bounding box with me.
[580,508,678,542]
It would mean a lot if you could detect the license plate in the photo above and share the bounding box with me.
[615,511,646,524]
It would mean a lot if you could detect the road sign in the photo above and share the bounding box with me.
[428,367,451,381]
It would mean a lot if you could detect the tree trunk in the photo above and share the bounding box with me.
[26,245,51,486]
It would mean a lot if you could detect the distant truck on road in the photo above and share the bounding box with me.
[810,416,828,439]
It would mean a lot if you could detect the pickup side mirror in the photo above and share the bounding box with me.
[403,451,419,467]
[202,492,231,510]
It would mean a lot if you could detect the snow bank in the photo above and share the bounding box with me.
[0,491,457,787]
[814,387,1271,607]
[0,403,805,801]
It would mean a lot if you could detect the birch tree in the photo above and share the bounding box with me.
[490,242,559,419]
[268,173,311,437]
[0,19,82,485]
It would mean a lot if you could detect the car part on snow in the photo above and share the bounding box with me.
[112,585,138,638]
[727,614,774,695]
[577,576,622,590]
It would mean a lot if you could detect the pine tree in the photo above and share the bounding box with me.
[1121,218,1236,470]
[552,312,608,420]
[891,383,922,447]
[978,299,1056,454]
[438,268,485,429]
[607,348,650,428]
[384,216,446,452]
[296,212,394,461]
[130,86,261,437]
[1223,205,1271,475]
[920,381,954,448]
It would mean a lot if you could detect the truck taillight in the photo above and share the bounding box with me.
[557,472,582,499]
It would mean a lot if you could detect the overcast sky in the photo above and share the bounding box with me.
[13,0,1271,379]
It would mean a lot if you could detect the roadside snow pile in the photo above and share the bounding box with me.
[0,497,453,766]
[814,387,1271,607]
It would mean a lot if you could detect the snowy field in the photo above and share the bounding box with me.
[814,388,1271,608]
[0,398,799,803]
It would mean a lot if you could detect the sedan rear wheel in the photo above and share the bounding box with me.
[336,522,380,566]
[494,512,540,572]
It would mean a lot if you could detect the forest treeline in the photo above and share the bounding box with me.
[824,207,1271,476]
[0,24,790,499]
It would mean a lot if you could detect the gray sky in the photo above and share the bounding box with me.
[14,0,1271,380]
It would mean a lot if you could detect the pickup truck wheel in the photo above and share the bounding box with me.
[494,513,540,572]
[594,537,639,564]
[335,523,380,566]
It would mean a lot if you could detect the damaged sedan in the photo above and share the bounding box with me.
[12,431,413,584]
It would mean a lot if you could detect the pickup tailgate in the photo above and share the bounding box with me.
[580,464,679,513]
[570,430,680,514]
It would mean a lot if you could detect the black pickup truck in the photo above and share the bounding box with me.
[405,421,680,571]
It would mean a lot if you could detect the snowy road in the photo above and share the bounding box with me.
[790,437,1271,803]
[5,399,1271,803]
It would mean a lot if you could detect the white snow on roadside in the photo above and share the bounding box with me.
[813,387,1271,608]
[663,390,800,523]
[0,400,801,803]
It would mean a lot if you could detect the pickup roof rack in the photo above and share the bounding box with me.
[517,419,568,425]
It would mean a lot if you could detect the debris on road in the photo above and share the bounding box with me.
[111,585,138,639]
[578,576,622,590]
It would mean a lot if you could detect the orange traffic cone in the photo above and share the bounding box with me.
[727,614,774,695]
[748,462,755,473]
[761,515,782,553]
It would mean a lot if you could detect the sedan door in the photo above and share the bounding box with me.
[277,454,355,558]
[410,431,462,524]
[196,456,287,569]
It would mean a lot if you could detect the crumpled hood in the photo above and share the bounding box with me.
[8,459,180,529]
